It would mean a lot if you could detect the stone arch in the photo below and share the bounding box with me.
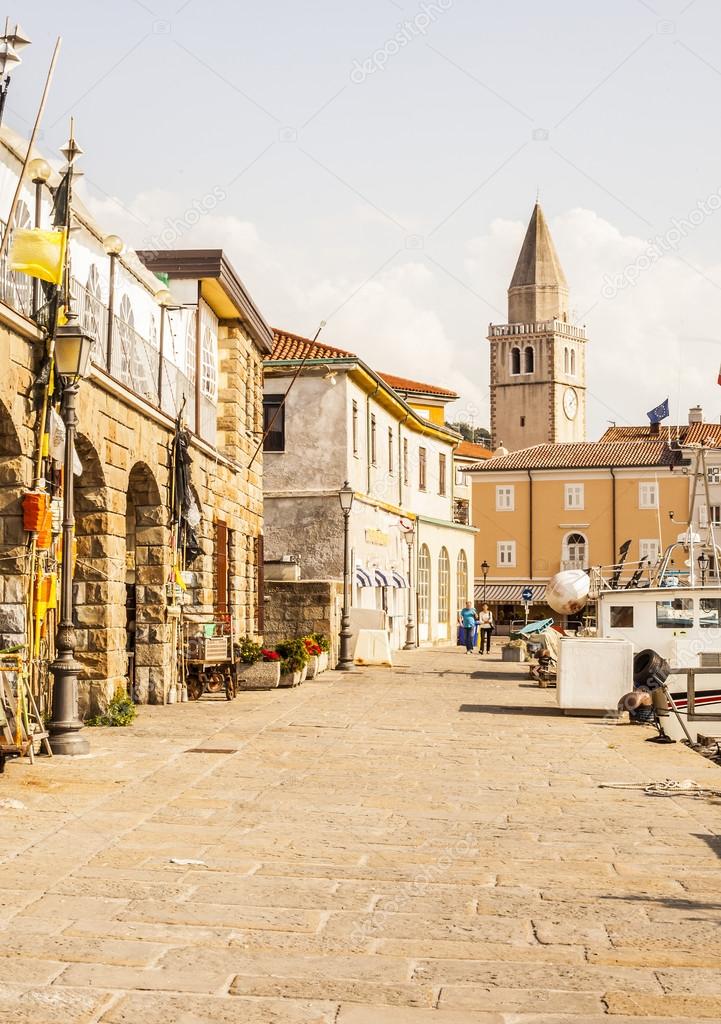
[523,346,534,373]
[0,398,27,647]
[510,346,521,375]
[126,461,170,704]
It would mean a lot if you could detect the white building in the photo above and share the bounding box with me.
[263,330,476,647]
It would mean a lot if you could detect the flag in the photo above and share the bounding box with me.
[51,170,70,229]
[647,398,670,424]
[9,228,66,284]
[173,565,187,591]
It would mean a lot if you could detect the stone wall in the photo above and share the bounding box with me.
[264,579,343,667]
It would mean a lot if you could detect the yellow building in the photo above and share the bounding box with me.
[466,440,690,630]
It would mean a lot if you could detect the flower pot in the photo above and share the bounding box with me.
[299,665,308,683]
[236,661,281,690]
[279,669,301,688]
[317,651,328,674]
[502,645,525,663]
[306,655,320,680]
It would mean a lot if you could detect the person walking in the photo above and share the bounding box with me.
[458,602,478,654]
[478,603,494,654]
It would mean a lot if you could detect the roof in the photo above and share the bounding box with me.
[269,329,357,362]
[600,423,721,446]
[509,202,568,292]
[136,250,274,352]
[377,373,459,401]
[466,441,686,472]
[455,440,492,460]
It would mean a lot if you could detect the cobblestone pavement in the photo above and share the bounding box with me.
[1,643,721,1023]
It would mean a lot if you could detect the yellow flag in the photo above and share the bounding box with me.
[173,565,187,591]
[9,227,66,284]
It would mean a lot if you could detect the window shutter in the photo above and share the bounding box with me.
[256,534,265,634]
[215,521,228,614]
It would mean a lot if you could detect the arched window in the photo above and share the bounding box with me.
[438,547,450,633]
[570,349,576,376]
[524,346,534,373]
[200,325,217,400]
[185,310,197,385]
[418,544,431,639]
[456,550,468,615]
[12,199,31,229]
[117,294,135,387]
[510,347,521,375]
[564,347,569,374]
[81,264,103,346]
[563,532,587,569]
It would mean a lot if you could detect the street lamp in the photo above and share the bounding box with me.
[48,317,95,755]
[698,551,709,587]
[402,527,415,649]
[335,481,356,672]
[481,559,489,604]
[0,22,30,126]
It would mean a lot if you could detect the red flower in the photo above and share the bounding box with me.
[261,649,281,662]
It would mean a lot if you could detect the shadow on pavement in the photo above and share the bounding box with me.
[459,703,563,717]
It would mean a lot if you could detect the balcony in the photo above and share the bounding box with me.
[453,498,470,526]
[561,559,586,571]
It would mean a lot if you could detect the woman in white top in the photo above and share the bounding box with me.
[478,603,494,654]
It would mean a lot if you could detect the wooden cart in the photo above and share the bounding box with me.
[181,615,238,702]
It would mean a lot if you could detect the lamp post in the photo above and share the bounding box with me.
[698,551,709,587]
[27,157,51,317]
[481,559,489,604]
[48,318,94,755]
[335,481,356,672]
[403,527,415,649]
[103,234,123,371]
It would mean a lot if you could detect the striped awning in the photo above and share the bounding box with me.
[473,583,547,603]
[375,568,391,587]
[391,570,409,588]
[356,567,373,587]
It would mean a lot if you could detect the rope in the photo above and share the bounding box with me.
[599,779,721,798]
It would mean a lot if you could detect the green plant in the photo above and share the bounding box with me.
[237,636,263,664]
[275,638,309,673]
[86,687,137,728]
[310,632,330,652]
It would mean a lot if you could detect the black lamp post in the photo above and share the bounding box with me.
[481,559,489,604]
[335,481,356,672]
[698,551,709,587]
[402,527,415,650]
[48,318,94,755]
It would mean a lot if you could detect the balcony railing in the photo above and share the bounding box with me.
[108,315,160,406]
[0,219,34,317]
[71,278,107,371]
[561,558,586,571]
[453,498,470,525]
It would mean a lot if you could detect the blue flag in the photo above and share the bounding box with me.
[647,398,670,424]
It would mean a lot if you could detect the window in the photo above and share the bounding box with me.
[185,310,197,384]
[455,465,467,486]
[700,598,721,629]
[563,532,587,567]
[262,394,285,452]
[708,466,720,484]
[510,347,521,375]
[639,539,661,564]
[418,545,431,630]
[524,346,534,373]
[570,349,576,375]
[456,550,469,613]
[439,453,446,496]
[403,438,409,485]
[419,447,427,490]
[200,325,217,400]
[352,401,359,455]
[388,427,394,473]
[370,414,377,465]
[564,484,584,510]
[496,485,514,511]
[639,481,658,509]
[520,416,526,427]
[82,264,103,343]
[497,541,516,567]
[656,598,693,629]
[711,505,721,525]
[564,348,569,374]
[438,547,450,627]
[610,606,634,628]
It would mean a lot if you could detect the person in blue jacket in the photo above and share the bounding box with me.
[458,602,478,654]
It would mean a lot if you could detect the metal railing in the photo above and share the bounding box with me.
[70,278,108,370]
[0,219,34,317]
[108,315,160,406]
[561,558,586,571]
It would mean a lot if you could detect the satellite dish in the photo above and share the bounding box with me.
[546,570,590,615]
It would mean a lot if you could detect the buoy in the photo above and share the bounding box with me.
[546,569,590,614]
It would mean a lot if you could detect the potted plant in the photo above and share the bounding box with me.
[235,637,281,689]
[303,636,323,679]
[311,632,330,673]
[501,638,526,663]
[276,639,308,686]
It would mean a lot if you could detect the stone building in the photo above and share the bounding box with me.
[489,202,588,451]
[0,126,272,711]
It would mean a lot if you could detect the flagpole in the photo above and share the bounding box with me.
[0,36,61,262]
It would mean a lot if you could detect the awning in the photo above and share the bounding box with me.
[391,570,409,588]
[375,568,391,587]
[356,567,373,587]
[473,583,547,603]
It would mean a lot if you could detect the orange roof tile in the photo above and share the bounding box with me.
[378,372,459,400]
[467,441,686,472]
[455,440,492,459]
[269,329,357,362]
[600,423,721,446]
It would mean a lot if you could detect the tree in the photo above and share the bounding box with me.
[448,421,491,445]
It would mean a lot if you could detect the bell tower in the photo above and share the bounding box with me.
[488,202,587,451]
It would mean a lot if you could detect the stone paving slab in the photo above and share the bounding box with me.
[0,644,720,1021]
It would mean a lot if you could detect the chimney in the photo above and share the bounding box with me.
[650,421,659,436]
[689,405,703,424]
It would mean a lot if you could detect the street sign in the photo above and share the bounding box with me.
[521,587,533,602]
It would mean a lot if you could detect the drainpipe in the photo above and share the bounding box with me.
[610,467,617,562]
[527,469,533,579]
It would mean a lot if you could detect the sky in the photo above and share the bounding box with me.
[9,0,721,436]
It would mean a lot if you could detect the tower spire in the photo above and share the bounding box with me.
[508,202,568,324]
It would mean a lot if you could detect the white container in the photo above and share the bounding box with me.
[354,629,392,667]
[556,637,634,712]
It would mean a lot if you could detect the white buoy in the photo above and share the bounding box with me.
[546,569,590,615]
